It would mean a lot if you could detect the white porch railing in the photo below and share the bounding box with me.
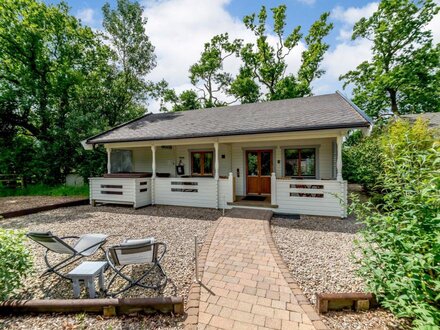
[274,176,347,217]
[154,177,218,208]
[219,173,235,209]
[89,177,151,209]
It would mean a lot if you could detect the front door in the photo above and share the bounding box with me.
[246,150,273,195]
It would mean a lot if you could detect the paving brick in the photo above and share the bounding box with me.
[265,317,282,329]
[209,315,234,329]
[189,215,324,330]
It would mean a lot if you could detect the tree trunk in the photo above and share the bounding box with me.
[388,89,399,115]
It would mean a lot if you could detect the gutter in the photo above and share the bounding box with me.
[86,122,370,146]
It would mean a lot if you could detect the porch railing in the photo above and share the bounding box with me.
[273,174,347,217]
[154,177,218,208]
[89,177,151,209]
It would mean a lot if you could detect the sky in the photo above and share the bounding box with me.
[44,0,440,112]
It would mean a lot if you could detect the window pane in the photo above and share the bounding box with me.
[111,150,132,173]
[261,151,271,175]
[247,152,258,176]
[300,148,315,177]
[284,149,299,176]
[204,152,213,174]
[192,153,201,174]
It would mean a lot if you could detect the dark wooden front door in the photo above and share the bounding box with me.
[246,150,273,195]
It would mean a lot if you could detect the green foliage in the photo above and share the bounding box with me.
[342,130,383,193]
[350,119,440,327]
[0,229,33,300]
[340,0,440,118]
[189,33,241,108]
[0,0,156,185]
[0,184,89,197]
[234,6,333,101]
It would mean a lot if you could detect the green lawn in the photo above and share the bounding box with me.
[0,184,89,197]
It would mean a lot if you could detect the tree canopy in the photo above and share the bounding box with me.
[340,0,440,118]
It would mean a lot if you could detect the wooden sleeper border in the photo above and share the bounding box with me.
[0,297,184,316]
[315,293,377,314]
[0,199,89,219]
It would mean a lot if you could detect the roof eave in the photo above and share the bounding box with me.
[88,122,370,145]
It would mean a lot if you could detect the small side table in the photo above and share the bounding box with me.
[67,261,108,298]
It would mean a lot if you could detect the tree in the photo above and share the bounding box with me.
[147,80,201,112]
[189,33,242,108]
[232,5,333,101]
[0,0,108,182]
[340,0,440,118]
[102,0,156,124]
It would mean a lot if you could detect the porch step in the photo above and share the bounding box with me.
[227,208,273,220]
[227,201,278,209]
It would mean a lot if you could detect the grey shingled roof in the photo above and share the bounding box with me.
[87,92,372,144]
[402,112,440,128]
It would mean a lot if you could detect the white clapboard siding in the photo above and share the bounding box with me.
[155,178,217,208]
[89,177,151,208]
[218,174,234,209]
[276,179,347,217]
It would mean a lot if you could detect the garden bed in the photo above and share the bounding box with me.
[0,204,221,329]
[0,196,87,215]
[271,215,408,330]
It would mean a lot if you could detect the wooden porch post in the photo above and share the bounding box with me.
[336,135,343,181]
[151,145,157,178]
[151,145,156,205]
[214,142,219,180]
[107,148,111,174]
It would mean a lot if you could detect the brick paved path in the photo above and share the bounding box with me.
[193,209,326,330]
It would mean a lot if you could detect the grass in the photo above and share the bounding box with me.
[0,184,89,197]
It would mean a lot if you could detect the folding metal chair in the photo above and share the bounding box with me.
[105,238,167,296]
[27,231,108,280]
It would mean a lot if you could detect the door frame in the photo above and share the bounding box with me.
[244,148,275,195]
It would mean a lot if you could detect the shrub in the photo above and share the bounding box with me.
[350,119,440,328]
[0,229,33,300]
[343,130,383,193]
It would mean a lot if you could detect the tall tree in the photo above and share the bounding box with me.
[232,5,333,101]
[102,0,156,124]
[189,33,242,108]
[0,0,108,182]
[340,0,440,118]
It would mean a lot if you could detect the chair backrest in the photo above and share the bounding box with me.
[109,238,157,266]
[27,232,76,255]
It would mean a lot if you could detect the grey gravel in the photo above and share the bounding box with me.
[271,214,408,330]
[0,204,221,329]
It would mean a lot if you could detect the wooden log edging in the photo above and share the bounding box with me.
[184,218,221,329]
[0,198,89,219]
[316,292,377,314]
[0,297,184,316]
[264,218,328,330]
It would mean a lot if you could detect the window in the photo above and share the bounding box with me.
[191,151,213,176]
[110,149,132,173]
[284,148,316,178]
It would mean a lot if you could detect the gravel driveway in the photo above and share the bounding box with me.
[271,215,408,330]
[0,204,221,329]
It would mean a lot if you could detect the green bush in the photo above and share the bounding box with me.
[350,119,440,328]
[343,130,383,193]
[0,229,33,300]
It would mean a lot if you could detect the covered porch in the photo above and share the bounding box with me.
[89,130,348,217]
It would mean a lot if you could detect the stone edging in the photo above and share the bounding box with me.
[184,218,222,329]
[263,218,328,330]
